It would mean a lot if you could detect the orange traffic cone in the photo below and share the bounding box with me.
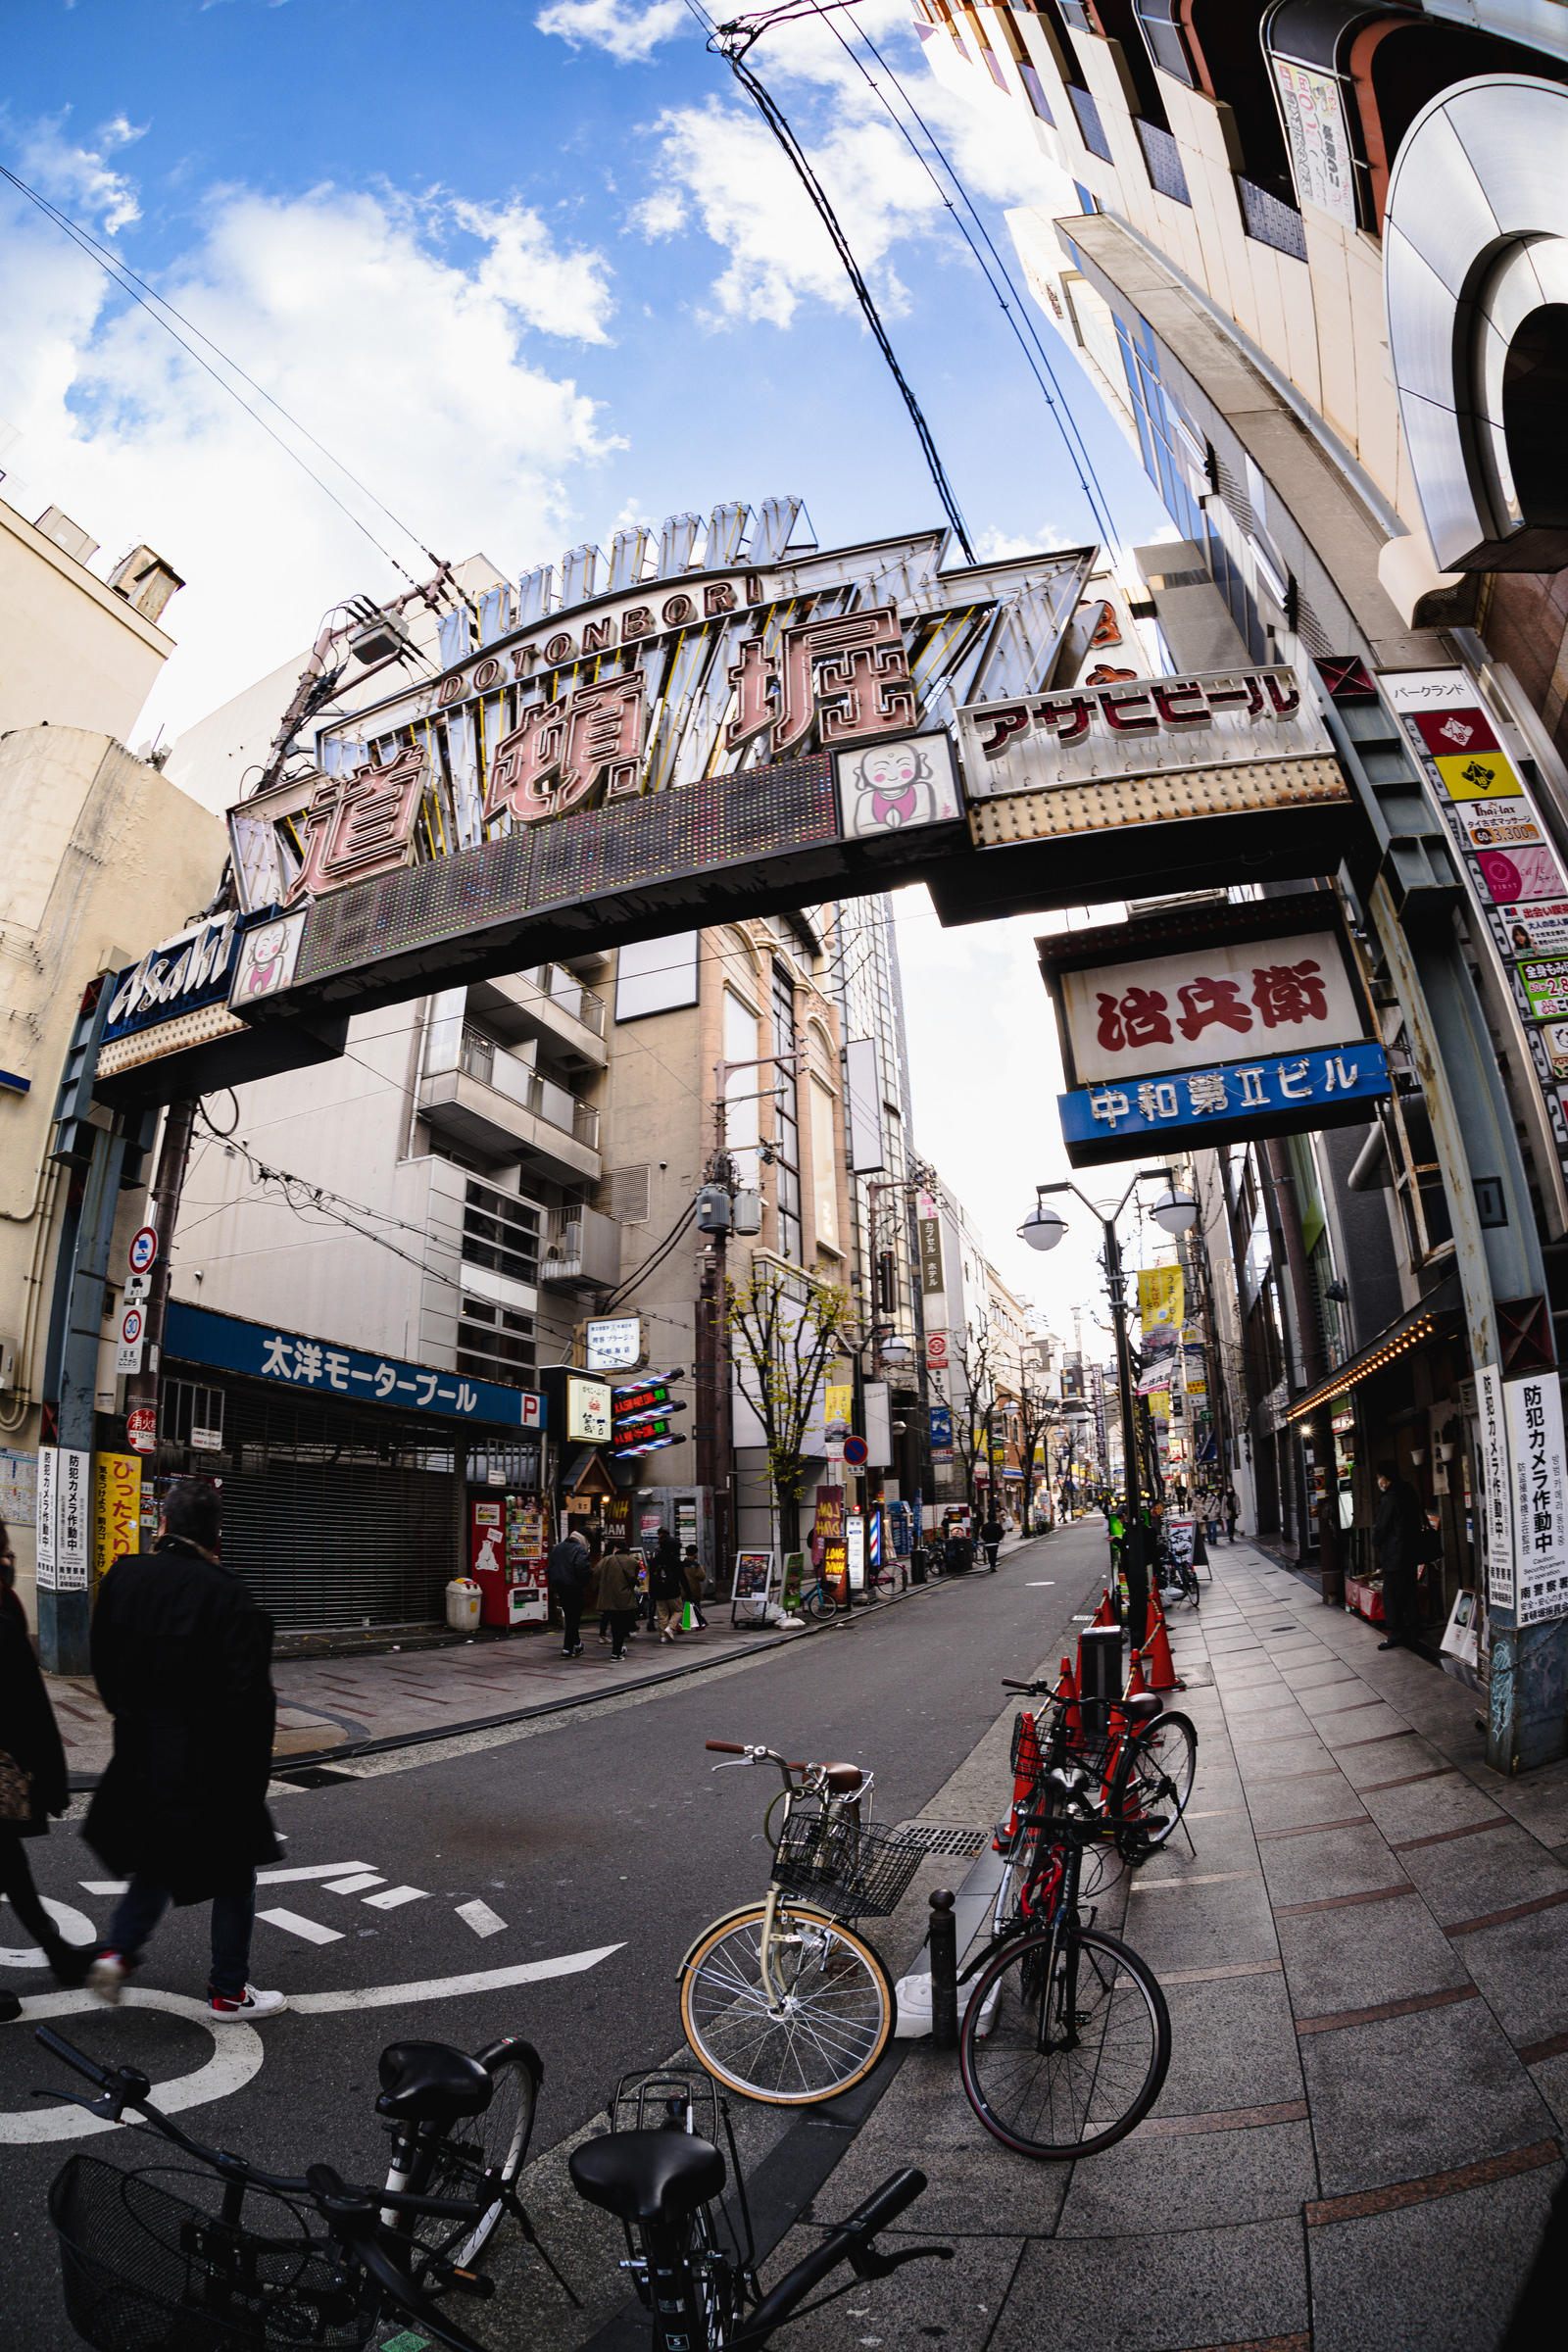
[1093,1588,1114,1629]
[1145,1595,1186,1692]
[1057,1656,1082,1741]
[1124,1646,1150,1699]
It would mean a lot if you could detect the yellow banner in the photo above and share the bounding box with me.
[1433,748,1521,803]
[92,1453,141,1586]
[1138,1267,1185,1335]
[824,1383,853,1435]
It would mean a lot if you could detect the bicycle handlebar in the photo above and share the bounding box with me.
[706,1740,747,1753]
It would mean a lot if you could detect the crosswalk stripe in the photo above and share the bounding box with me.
[362,1886,428,1910]
[258,1907,345,1944]
[323,1875,385,1895]
[456,1900,507,1938]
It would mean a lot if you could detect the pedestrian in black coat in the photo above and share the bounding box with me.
[651,1533,686,1641]
[548,1528,592,1656]
[1372,1460,1426,1650]
[0,1519,94,2021]
[84,1480,286,2020]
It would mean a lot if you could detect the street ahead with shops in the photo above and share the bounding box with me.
[7,1523,1568,2352]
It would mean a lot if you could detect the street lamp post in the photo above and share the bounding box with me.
[1019,1169,1197,1647]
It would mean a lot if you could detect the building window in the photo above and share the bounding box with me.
[1136,121,1192,206]
[163,1380,225,1453]
[1237,178,1308,263]
[1068,87,1112,164]
[1111,311,1206,547]
[1018,61,1055,123]
[462,1180,540,1287]
[459,1297,536,1387]
[771,962,803,1265]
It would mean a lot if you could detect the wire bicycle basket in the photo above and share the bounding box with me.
[770,1815,987,1919]
[48,2155,377,2352]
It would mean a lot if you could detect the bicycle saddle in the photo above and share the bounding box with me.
[570,2130,726,2225]
[375,2041,494,2124]
[1119,1693,1164,1726]
[822,1762,867,1794]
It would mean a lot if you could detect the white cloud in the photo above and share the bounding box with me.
[12,109,146,234]
[977,521,1067,562]
[534,0,688,64]
[622,14,1068,329]
[0,171,623,743]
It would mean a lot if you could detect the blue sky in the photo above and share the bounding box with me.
[2,0,1165,1309]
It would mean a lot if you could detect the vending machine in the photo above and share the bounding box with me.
[469,1493,548,1629]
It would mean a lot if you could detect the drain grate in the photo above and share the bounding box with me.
[274,1765,360,1788]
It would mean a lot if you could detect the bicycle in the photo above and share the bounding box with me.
[34,2032,953,2352]
[571,2066,951,2350]
[956,1805,1173,2159]
[1156,1536,1201,1609]
[34,2022,560,2352]
[679,1740,986,2104]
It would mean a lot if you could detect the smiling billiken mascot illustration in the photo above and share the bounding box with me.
[240,920,292,1000]
[847,740,938,832]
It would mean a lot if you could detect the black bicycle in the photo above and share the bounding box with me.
[957,1805,1173,2159]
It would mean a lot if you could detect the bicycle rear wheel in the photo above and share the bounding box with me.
[802,1583,834,1624]
[959,1926,1170,2158]
[680,1903,895,2104]
[1118,1712,1198,1852]
[410,2038,539,2266]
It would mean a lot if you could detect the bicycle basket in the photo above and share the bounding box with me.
[48,2156,377,2352]
[770,1816,987,1918]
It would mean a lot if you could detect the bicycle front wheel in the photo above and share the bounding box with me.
[1118,1711,1198,1852]
[802,1582,834,1624]
[411,2038,539,2265]
[959,1926,1170,2158]
[680,1903,895,2104]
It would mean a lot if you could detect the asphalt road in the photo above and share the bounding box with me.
[1,1522,1111,2348]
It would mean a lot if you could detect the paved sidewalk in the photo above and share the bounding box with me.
[769,1540,1568,2352]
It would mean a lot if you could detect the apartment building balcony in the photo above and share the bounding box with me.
[539,1203,622,1294]
[420,1025,602,1187]
[466,962,609,1076]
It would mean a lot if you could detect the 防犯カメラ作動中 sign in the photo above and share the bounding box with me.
[1039,892,1389,1165]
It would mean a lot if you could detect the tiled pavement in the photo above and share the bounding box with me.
[779,1542,1568,2352]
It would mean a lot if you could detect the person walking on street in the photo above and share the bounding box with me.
[651,1532,686,1641]
[979,1510,1004,1573]
[0,1519,96,2021]
[681,1544,709,1629]
[1373,1460,1426,1650]
[1223,1484,1240,1543]
[548,1526,592,1657]
[594,1541,642,1662]
[84,1480,286,2021]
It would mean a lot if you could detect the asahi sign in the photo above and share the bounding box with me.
[957,665,1332,797]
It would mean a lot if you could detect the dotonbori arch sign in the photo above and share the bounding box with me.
[97,514,1366,1105]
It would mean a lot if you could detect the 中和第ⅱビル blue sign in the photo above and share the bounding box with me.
[1058,1041,1390,1165]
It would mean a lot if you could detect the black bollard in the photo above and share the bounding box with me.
[928,1888,958,2049]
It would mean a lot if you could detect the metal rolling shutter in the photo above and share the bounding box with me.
[217,1386,459,1631]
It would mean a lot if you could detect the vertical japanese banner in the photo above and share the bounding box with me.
[92,1454,142,1585]
[1502,1374,1568,1626]
[57,1449,91,1592]
[1138,1268,1185,1335]
[1476,1365,1513,1611]
[35,1446,58,1592]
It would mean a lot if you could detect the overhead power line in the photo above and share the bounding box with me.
[0,161,441,589]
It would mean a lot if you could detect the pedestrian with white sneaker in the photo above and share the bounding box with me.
[83,1479,286,2022]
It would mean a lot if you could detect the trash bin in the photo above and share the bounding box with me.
[445,1577,482,1633]
[910,1545,929,1586]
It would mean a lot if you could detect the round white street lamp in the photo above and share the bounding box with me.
[1018,1201,1067,1251]
[1150,1185,1199,1238]
[880,1335,912,1363]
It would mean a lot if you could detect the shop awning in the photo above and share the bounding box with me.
[1283,1275,1463,1425]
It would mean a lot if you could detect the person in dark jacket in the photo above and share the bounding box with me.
[0,1518,95,2022]
[979,1512,1004,1572]
[681,1544,709,1630]
[650,1532,686,1641]
[595,1544,642,1661]
[548,1528,591,1657]
[85,1480,285,2021]
[1372,1460,1426,1650]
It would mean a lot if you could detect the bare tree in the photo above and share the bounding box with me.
[934,1322,997,1513]
[728,1262,851,1550]
[1011,1375,1056,1535]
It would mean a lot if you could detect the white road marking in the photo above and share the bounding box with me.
[258,1907,345,1944]
[323,1874,385,1895]
[258,1862,375,1885]
[1,1896,98,1968]
[79,1881,129,1896]
[362,1886,428,1911]
[288,1943,625,2014]
[0,1987,264,2144]
[455,1900,507,1939]
[1026,1582,1056,1587]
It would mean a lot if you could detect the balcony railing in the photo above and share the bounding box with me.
[460,1025,597,1146]
[521,963,607,1037]
[1237,177,1307,262]
[1137,121,1192,208]
[541,1203,621,1288]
